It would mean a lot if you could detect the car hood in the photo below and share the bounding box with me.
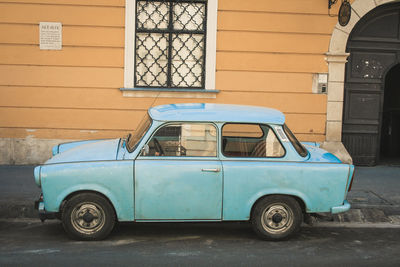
[304,145,341,163]
[46,139,121,164]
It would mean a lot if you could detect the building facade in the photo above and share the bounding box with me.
[0,0,398,165]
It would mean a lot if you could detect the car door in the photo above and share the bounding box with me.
[135,122,223,220]
[220,123,287,220]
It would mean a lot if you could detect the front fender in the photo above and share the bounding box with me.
[40,161,134,221]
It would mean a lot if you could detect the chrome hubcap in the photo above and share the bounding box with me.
[261,204,293,234]
[71,203,105,234]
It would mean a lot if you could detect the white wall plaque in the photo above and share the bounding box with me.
[39,22,62,50]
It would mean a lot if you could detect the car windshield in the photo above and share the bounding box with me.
[126,113,152,152]
[283,124,308,157]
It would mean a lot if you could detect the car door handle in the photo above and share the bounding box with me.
[201,168,220,172]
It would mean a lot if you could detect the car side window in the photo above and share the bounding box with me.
[222,123,285,158]
[141,123,217,157]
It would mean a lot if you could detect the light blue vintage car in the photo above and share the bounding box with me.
[34,103,354,241]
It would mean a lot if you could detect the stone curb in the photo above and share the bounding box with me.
[311,222,400,228]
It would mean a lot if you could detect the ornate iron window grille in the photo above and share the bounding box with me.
[135,0,207,89]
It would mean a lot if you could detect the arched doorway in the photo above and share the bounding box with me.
[381,64,400,163]
[342,3,400,166]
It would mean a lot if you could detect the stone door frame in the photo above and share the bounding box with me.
[325,0,399,143]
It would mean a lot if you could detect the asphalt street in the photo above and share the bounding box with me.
[0,165,400,266]
[1,219,400,266]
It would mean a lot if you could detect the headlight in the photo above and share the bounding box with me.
[34,166,41,187]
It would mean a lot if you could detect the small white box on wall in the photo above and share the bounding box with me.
[312,73,328,94]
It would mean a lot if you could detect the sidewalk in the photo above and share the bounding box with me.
[0,165,399,225]
[321,166,400,226]
[0,165,40,218]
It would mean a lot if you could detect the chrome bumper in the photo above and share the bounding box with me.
[331,200,351,214]
[34,193,56,222]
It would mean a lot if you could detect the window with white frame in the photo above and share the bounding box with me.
[124,0,217,91]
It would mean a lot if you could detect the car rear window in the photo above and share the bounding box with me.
[222,123,285,158]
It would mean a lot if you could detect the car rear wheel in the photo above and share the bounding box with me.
[62,193,116,241]
[251,195,303,240]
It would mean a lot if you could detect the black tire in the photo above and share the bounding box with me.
[251,195,303,241]
[62,193,116,241]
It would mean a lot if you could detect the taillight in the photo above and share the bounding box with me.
[348,171,355,192]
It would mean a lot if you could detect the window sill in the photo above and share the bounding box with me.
[120,88,220,99]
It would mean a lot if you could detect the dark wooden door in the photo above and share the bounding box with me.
[342,3,400,166]
[381,64,400,160]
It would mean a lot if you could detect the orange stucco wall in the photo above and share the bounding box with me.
[0,0,343,144]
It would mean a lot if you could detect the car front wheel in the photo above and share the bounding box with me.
[251,195,303,241]
[62,193,116,241]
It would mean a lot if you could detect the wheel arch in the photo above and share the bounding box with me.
[250,194,307,220]
[59,190,118,221]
